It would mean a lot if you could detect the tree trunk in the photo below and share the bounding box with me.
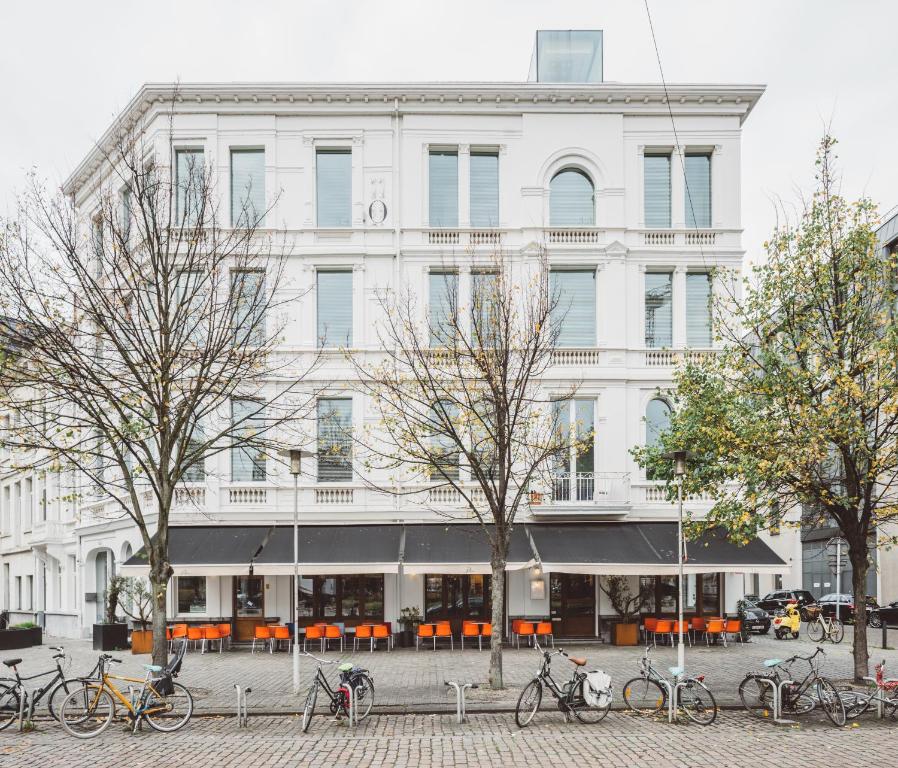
[848,540,869,683]
[489,554,506,689]
[149,545,172,667]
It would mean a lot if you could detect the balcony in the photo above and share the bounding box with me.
[546,227,602,245]
[530,472,630,516]
[643,348,717,368]
[636,229,736,249]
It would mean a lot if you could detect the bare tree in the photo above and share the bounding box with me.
[0,111,318,663]
[349,250,577,688]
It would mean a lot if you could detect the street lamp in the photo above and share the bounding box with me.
[663,449,692,672]
[282,448,312,695]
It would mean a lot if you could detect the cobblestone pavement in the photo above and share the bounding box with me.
[4,626,897,714]
[2,710,893,768]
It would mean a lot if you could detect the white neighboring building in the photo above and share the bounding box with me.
[0,32,798,640]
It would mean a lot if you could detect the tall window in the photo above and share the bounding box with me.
[429,271,457,347]
[177,576,207,614]
[644,153,671,228]
[316,149,352,227]
[550,269,596,347]
[183,416,206,482]
[549,169,594,226]
[644,272,672,348]
[316,270,353,348]
[231,270,265,346]
[686,272,712,347]
[425,574,491,621]
[297,575,384,623]
[645,398,672,480]
[231,149,265,226]
[429,402,460,481]
[685,153,711,228]
[470,150,499,227]
[176,149,204,225]
[471,271,499,343]
[552,398,595,501]
[317,398,352,482]
[231,399,266,481]
[429,150,458,227]
[119,186,132,241]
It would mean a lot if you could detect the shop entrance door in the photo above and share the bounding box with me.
[234,575,265,641]
[550,573,595,637]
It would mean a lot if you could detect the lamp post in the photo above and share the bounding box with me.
[664,450,690,672]
[283,448,310,695]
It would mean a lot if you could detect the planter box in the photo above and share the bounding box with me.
[396,628,414,648]
[130,629,153,655]
[0,627,42,650]
[93,623,129,651]
[612,622,639,646]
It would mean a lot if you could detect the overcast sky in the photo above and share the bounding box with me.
[2,0,896,263]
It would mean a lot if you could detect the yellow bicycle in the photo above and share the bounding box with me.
[58,649,192,738]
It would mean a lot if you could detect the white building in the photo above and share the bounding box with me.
[1,31,799,640]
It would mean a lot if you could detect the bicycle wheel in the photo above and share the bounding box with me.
[738,675,775,718]
[301,682,318,733]
[48,678,90,722]
[0,683,20,731]
[144,682,194,732]
[353,674,375,720]
[59,685,115,739]
[679,680,717,726]
[840,691,871,720]
[830,620,844,644]
[569,678,610,724]
[816,678,846,726]
[807,619,825,642]
[514,679,542,728]
[622,677,666,715]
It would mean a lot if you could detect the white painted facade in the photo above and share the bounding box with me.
[1,74,803,639]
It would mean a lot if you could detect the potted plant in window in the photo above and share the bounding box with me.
[600,575,649,646]
[92,576,129,651]
[120,577,154,654]
[397,606,422,648]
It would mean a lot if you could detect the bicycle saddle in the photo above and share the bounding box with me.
[668,666,684,677]
[2,658,21,667]
[143,664,163,673]
[568,656,587,667]
[337,663,353,672]
[764,659,782,667]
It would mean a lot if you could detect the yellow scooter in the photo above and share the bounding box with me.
[772,602,801,639]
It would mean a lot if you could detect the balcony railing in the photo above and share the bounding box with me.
[531,472,630,513]
[644,348,717,367]
[546,227,602,245]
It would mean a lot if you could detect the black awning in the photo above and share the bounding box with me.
[122,525,402,575]
[527,522,786,574]
[401,524,535,573]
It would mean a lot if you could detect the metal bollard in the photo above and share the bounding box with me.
[882,620,888,650]
[234,684,251,728]
[444,681,478,724]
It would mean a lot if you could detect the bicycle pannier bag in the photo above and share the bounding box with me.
[583,670,612,708]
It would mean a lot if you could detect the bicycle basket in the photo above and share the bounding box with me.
[582,670,612,708]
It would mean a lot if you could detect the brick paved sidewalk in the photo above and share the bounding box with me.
[1,711,891,768]
[5,626,897,715]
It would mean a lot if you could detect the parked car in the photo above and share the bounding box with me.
[756,590,817,620]
[872,599,898,628]
[738,598,771,634]
[817,593,880,624]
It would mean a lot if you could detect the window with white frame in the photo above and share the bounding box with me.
[644,272,673,348]
[231,270,265,347]
[429,149,458,227]
[684,152,711,228]
[316,149,352,227]
[317,398,353,482]
[231,148,265,227]
[470,150,499,227]
[549,169,594,226]
[429,270,457,347]
[644,153,671,228]
[429,401,460,481]
[177,576,207,614]
[231,399,266,482]
[550,269,596,347]
[686,272,712,347]
[316,270,353,348]
[119,186,132,242]
[552,398,595,501]
[176,149,204,225]
[471,270,499,344]
[645,398,672,480]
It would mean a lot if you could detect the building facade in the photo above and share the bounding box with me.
[1,35,800,640]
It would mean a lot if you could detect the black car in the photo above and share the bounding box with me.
[817,593,880,624]
[756,589,817,620]
[738,598,771,634]
[873,600,898,628]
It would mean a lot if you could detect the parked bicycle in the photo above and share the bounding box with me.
[840,660,898,719]
[737,646,845,726]
[58,641,192,738]
[300,652,374,733]
[807,612,844,644]
[515,639,612,727]
[622,647,717,725]
[0,647,98,728]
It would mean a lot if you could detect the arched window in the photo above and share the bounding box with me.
[550,168,595,226]
[645,398,671,480]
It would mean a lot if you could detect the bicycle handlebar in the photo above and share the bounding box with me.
[299,650,339,665]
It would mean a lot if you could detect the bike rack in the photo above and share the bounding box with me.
[17,686,27,732]
[862,677,884,720]
[234,684,252,728]
[444,681,478,724]
[346,685,358,728]
[768,678,797,725]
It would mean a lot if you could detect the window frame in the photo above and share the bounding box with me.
[176,576,208,615]
[315,148,353,228]
[643,151,672,228]
[549,167,595,227]
[428,148,459,228]
[317,397,353,482]
[230,147,266,228]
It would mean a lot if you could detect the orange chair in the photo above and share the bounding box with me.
[480,621,492,651]
[643,617,658,645]
[186,626,204,651]
[724,619,743,644]
[461,621,480,651]
[515,621,535,649]
[354,624,373,652]
[304,625,325,653]
[217,623,232,651]
[324,625,344,652]
[252,625,271,654]
[704,619,726,646]
[690,617,706,644]
[416,623,435,651]
[652,619,673,647]
[272,625,292,653]
[511,619,523,645]
[670,620,691,647]
[535,621,554,649]
[202,626,223,654]
[372,624,392,652]
[434,621,454,650]
[169,623,188,650]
